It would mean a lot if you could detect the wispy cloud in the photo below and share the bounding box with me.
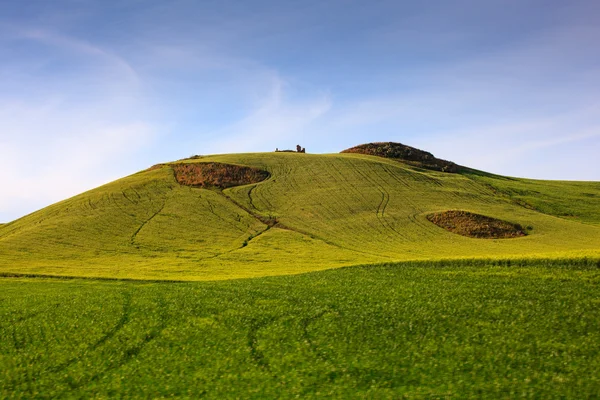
[0,26,154,222]
[16,28,140,84]
[198,75,332,154]
[418,104,600,180]
[0,98,157,222]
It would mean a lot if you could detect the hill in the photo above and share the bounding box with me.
[2,143,600,397]
[1,145,599,280]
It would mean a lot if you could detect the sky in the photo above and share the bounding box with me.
[1,0,599,222]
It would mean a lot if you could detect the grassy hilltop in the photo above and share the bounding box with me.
[0,146,599,280]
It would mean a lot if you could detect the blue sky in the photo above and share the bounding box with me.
[1,0,599,222]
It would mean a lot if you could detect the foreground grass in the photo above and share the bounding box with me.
[2,261,600,398]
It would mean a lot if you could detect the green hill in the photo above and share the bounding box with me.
[1,147,599,280]
[2,143,600,397]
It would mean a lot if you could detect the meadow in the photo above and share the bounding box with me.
[2,261,600,398]
[1,149,599,398]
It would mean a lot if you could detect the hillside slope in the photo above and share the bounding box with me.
[1,152,599,280]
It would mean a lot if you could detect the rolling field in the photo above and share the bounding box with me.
[1,152,599,280]
[2,261,600,398]
[2,149,600,397]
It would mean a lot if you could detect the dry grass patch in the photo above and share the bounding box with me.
[172,162,270,189]
[427,210,527,239]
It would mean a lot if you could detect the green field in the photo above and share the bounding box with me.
[2,261,600,398]
[1,149,600,397]
[1,152,599,280]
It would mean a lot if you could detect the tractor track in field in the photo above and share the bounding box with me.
[121,188,142,205]
[110,192,135,217]
[216,188,372,256]
[41,290,134,378]
[91,290,132,350]
[130,200,167,247]
[217,190,277,240]
[204,199,245,231]
[57,293,169,395]
[233,162,395,259]
[247,316,280,371]
[379,164,433,232]
[121,191,135,204]
[376,190,390,221]
[301,307,336,362]
[181,188,274,260]
[350,162,403,239]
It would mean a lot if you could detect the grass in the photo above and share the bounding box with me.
[1,152,599,280]
[1,149,599,397]
[465,170,600,226]
[2,261,600,398]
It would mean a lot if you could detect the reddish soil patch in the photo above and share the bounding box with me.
[342,142,461,173]
[427,210,527,239]
[172,162,270,189]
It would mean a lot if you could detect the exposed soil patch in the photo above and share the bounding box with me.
[172,162,270,189]
[342,142,461,173]
[427,210,527,239]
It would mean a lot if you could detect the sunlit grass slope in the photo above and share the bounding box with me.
[1,152,599,280]
[465,170,600,225]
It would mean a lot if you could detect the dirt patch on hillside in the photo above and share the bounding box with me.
[342,142,461,173]
[172,162,270,189]
[427,210,527,239]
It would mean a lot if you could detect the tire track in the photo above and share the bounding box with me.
[130,200,167,247]
[301,308,334,362]
[247,316,277,370]
[60,293,168,394]
[91,290,132,350]
[121,189,138,204]
[218,188,379,258]
[350,162,400,239]
[47,290,133,376]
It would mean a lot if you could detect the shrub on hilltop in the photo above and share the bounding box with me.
[342,142,461,173]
